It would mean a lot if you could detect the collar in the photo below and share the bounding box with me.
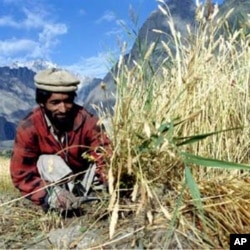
[44,114,65,143]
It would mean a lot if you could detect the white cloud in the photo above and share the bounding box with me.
[63,53,113,78]
[22,8,49,29]
[0,6,67,32]
[0,38,38,56]
[95,11,126,39]
[0,1,67,61]
[0,16,20,28]
[0,0,122,78]
[38,23,67,51]
[96,10,116,24]
[0,5,49,29]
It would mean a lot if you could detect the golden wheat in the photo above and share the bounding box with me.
[0,157,16,193]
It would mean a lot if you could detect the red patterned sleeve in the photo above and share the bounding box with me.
[10,119,47,206]
[84,114,112,183]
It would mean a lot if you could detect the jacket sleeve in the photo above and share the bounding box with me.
[10,122,48,206]
[84,115,112,182]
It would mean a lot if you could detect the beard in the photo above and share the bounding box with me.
[44,108,76,132]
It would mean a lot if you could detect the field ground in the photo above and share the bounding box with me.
[1,157,250,249]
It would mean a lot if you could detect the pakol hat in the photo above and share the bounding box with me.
[34,68,80,92]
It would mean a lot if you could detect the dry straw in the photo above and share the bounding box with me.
[104,0,250,248]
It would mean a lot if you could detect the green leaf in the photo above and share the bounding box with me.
[80,227,87,233]
[175,127,243,146]
[137,139,151,153]
[164,179,186,249]
[157,122,171,134]
[185,166,210,237]
[185,166,203,210]
[181,152,250,170]
[166,122,174,141]
[152,134,164,148]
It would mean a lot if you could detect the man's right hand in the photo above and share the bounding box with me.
[48,186,81,211]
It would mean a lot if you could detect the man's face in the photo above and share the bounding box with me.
[42,93,75,131]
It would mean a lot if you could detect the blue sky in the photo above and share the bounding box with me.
[0,0,224,78]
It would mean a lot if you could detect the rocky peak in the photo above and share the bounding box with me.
[10,59,57,73]
[0,66,36,143]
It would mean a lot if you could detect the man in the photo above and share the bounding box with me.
[10,68,111,213]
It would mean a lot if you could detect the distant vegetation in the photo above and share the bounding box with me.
[0,157,15,193]
[0,150,12,158]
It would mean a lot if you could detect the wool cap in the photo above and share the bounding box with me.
[34,68,80,92]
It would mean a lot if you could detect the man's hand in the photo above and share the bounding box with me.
[48,186,81,211]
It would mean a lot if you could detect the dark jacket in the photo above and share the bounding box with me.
[10,104,111,206]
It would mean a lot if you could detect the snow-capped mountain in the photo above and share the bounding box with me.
[10,59,58,72]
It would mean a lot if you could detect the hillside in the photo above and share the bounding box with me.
[0,66,35,142]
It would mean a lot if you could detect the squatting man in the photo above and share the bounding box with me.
[10,68,111,213]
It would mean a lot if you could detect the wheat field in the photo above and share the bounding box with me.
[0,156,16,194]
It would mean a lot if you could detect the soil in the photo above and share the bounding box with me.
[0,188,200,249]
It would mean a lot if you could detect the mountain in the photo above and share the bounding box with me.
[76,77,102,107]
[0,66,36,121]
[10,59,58,73]
[84,0,250,113]
[0,66,36,143]
[84,0,197,113]
[219,0,250,33]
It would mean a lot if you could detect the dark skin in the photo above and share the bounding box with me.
[39,93,76,135]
